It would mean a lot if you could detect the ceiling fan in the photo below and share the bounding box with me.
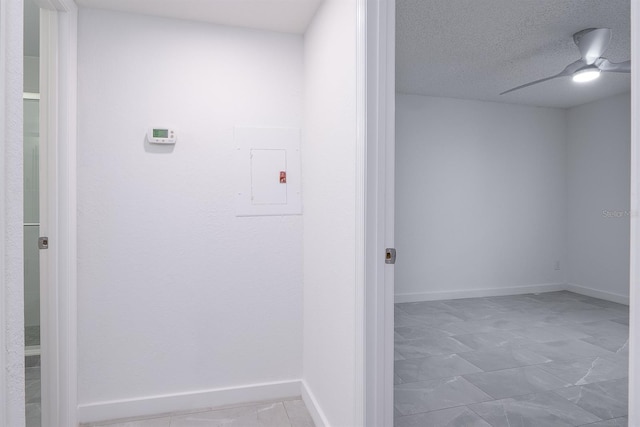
[500,28,631,95]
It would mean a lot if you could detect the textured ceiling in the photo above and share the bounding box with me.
[74,0,322,34]
[397,0,631,108]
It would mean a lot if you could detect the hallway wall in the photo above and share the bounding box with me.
[302,0,359,425]
[1,0,27,424]
[77,9,304,421]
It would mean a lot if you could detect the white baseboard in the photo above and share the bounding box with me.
[395,283,566,303]
[566,283,630,305]
[301,380,330,427]
[77,379,302,424]
[24,345,41,357]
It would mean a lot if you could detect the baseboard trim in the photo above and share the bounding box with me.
[301,380,330,427]
[77,379,302,424]
[566,283,630,305]
[395,283,566,303]
[24,345,41,357]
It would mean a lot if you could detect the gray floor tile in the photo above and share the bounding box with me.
[453,318,528,334]
[25,377,41,405]
[523,339,614,361]
[557,309,624,323]
[25,355,40,368]
[457,346,551,371]
[395,336,473,359]
[395,309,423,327]
[396,301,454,315]
[582,335,629,353]
[450,330,527,350]
[395,354,482,383]
[394,376,492,415]
[440,297,504,311]
[606,341,629,362]
[94,417,172,427]
[573,321,629,338]
[395,372,404,385]
[579,417,628,426]
[527,291,585,303]
[394,292,629,424]
[537,356,628,386]
[543,301,604,313]
[447,308,514,322]
[25,325,40,347]
[515,313,581,328]
[395,406,492,427]
[487,295,548,311]
[394,407,402,418]
[610,318,629,326]
[571,295,627,311]
[581,335,630,354]
[25,403,41,427]
[511,325,591,343]
[428,322,470,336]
[554,378,628,421]
[283,400,314,427]
[395,350,405,361]
[170,402,291,426]
[395,325,451,340]
[25,366,40,381]
[463,365,570,399]
[468,391,601,427]
[402,311,467,326]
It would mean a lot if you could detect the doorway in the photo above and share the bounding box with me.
[389,1,633,426]
[23,91,41,427]
[24,0,41,425]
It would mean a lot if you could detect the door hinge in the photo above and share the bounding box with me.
[38,237,49,250]
[385,248,396,264]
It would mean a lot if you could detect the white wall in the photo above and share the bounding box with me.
[0,0,26,424]
[302,0,358,425]
[395,94,567,301]
[567,92,631,302]
[77,9,304,420]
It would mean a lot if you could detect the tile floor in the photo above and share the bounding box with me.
[25,355,41,427]
[81,399,315,427]
[394,291,629,427]
[25,325,40,347]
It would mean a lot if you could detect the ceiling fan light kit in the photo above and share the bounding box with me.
[572,66,601,83]
[501,28,630,95]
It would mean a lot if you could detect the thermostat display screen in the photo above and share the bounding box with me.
[153,129,169,138]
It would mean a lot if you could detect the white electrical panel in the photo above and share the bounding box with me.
[235,127,301,216]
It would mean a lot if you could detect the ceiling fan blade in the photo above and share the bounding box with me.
[573,28,612,64]
[500,74,563,95]
[597,58,631,73]
[500,60,584,95]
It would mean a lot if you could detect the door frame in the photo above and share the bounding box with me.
[0,0,27,424]
[629,0,640,422]
[361,0,396,425]
[35,0,78,426]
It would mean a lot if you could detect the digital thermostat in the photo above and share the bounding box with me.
[147,128,176,144]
